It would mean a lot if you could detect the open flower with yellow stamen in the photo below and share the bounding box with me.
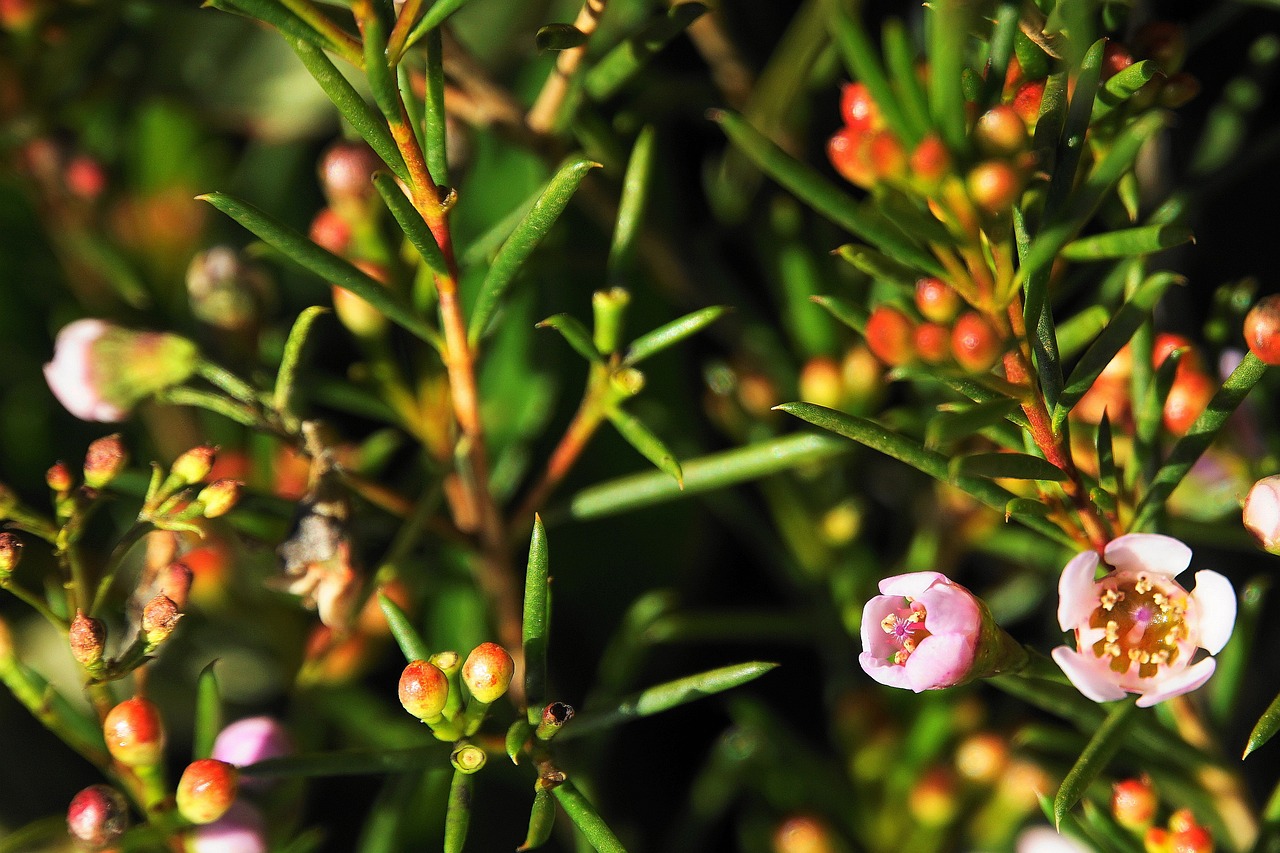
[1052,534,1236,708]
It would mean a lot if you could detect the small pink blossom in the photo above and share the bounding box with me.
[189,801,267,853]
[1052,534,1236,708]
[212,717,293,785]
[1244,474,1280,554]
[859,572,982,692]
[44,320,128,421]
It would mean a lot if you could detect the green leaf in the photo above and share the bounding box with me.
[404,0,481,51]
[1056,305,1109,360]
[506,719,534,764]
[357,772,421,853]
[979,4,1020,111]
[1005,498,1051,521]
[1015,205,1063,411]
[423,29,449,185]
[552,782,627,853]
[925,398,1023,448]
[711,110,944,276]
[199,192,436,343]
[274,306,330,425]
[213,0,361,67]
[1246,680,1280,759]
[583,3,707,102]
[523,515,551,724]
[1053,271,1181,432]
[1093,60,1162,123]
[607,409,683,487]
[625,306,727,365]
[287,38,407,180]
[1096,412,1118,498]
[834,244,920,291]
[926,0,970,153]
[609,126,657,284]
[372,172,448,278]
[570,433,854,519]
[1132,352,1272,531]
[563,662,778,738]
[520,787,557,851]
[242,744,450,778]
[468,157,601,345]
[1061,224,1194,261]
[829,6,918,144]
[444,768,473,853]
[1045,39,1106,218]
[359,1,399,122]
[882,19,931,139]
[0,817,67,853]
[381,593,432,662]
[537,23,588,51]
[810,294,868,334]
[193,660,222,761]
[537,314,602,364]
[1054,697,1139,828]
[952,452,1068,482]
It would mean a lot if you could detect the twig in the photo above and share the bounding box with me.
[527,0,608,134]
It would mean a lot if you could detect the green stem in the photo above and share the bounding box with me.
[90,523,151,616]
[197,360,263,406]
[0,581,66,628]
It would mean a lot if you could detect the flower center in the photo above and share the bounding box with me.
[1087,573,1190,678]
[880,598,931,665]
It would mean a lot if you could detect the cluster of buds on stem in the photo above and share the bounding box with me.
[1144,808,1214,853]
[142,444,242,533]
[864,279,1005,373]
[398,642,515,741]
[1073,334,1216,437]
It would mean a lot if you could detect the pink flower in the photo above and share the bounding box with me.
[1052,534,1236,708]
[212,717,293,787]
[1244,474,1280,554]
[859,572,983,692]
[44,319,198,422]
[189,801,267,853]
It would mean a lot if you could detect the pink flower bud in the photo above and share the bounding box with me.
[84,433,128,490]
[177,758,239,824]
[67,784,130,847]
[190,801,268,853]
[1244,475,1280,554]
[1052,534,1236,707]
[462,642,515,704]
[859,572,1020,691]
[44,320,199,422]
[212,716,294,779]
[103,696,166,767]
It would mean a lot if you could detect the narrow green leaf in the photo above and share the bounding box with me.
[523,515,551,724]
[1005,498,1050,521]
[287,38,407,181]
[468,157,601,345]
[1093,60,1162,123]
[537,23,588,51]
[607,409,683,487]
[214,0,359,66]
[1097,412,1118,498]
[444,768,473,853]
[564,662,778,738]
[925,398,1023,448]
[242,744,450,778]
[0,817,67,853]
[1053,271,1181,432]
[829,6,917,144]
[1045,39,1106,218]
[1135,347,1183,450]
[537,314,602,364]
[423,29,449,185]
[926,0,969,153]
[372,172,448,278]
[609,126,657,284]
[381,593,432,662]
[552,781,627,853]
[199,192,436,342]
[979,4,1020,110]
[404,0,480,51]
[810,294,868,335]
[274,306,330,423]
[359,3,399,122]
[570,433,853,519]
[583,3,707,102]
[193,660,222,761]
[1138,353,1272,533]
[506,719,534,764]
[1053,697,1139,828]
[952,452,1068,482]
[1015,206,1063,411]
[625,306,726,365]
[1056,305,1109,360]
[712,110,944,277]
[1014,30,1050,80]
[775,402,1077,547]
[882,19,931,139]
[1061,225,1194,261]
[834,244,919,290]
[519,787,557,851]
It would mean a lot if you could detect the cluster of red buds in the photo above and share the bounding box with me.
[1110,777,1214,852]
[399,641,515,744]
[1072,333,1216,437]
[864,278,1004,372]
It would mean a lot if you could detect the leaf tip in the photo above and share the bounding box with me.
[705,108,726,124]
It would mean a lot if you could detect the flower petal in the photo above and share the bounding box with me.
[916,583,979,635]
[904,633,975,692]
[879,572,945,597]
[860,594,901,658]
[858,651,913,690]
[1191,570,1237,655]
[1103,533,1191,577]
[1051,646,1128,703]
[1057,550,1100,631]
[1135,658,1216,708]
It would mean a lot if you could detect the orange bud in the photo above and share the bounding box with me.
[176,758,239,824]
[952,312,1002,372]
[909,134,951,185]
[197,479,242,518]
[104,696,166,767]
[1244,295,1280,365]
[1172,826,1213,853]
[967,160,1023,214]
[865,306,915,366]
[1112,777,1158,830]
[1162,370,1215,436]
[914,277,961,323]
[840,82,878,131]
[974,105,1028,157]
[462,642,515,704]
[1012,80,1045,126]
[772,814,838,853]
[1152,333,1203,375]
[399,660,449,722]
[867,130,907,181]
[309,207,351,255]
[828,127,875,189]
[1146,827,1172,853]
[46,461,73,494]
[913,322,951,364]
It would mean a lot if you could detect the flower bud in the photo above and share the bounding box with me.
[399,659,450,722]
[186,247,273,332]
[171,445,217,487]
[828,127,874,189]
[198,479,242,519]
[1152,332,1203,375]
[44,320,199,422]
[309,207,351,255]
[67,784,130,847]
[840,82,879,131]
[535,701,575,740]
[46,461,73,494]
[908,767,959,827]
[177,758,239,824]
[799,357,844,409]
[462,642,515,704]
[913,322,951,364]
[1146,827,1171,853]
[333,261,391,339]
[212,716,294,779]
[318,141,382,210]
[1244,295,1280,365]
[1112,777,1158,831]
[974,105,1028,157]
[69,610,107,670]
[909,134,950,185]
[967,160,1023,214]
[1171,826,1213,853]
[952,312,1003,372]
[1102,42,1134,79]
[1162,369,1214,436]
[865,305,915,366]
[190,801,268,853]
[160,561,195,610]
[867,130,907,181]
[104,696,166,767]
[142,594,181,647]
[0,531,22,577]
[1012,80,1046,126]
[915,277,960,324]
[954,732,1008,783]
[772,814,837,853]
[84,433,128,490]
[451,743,487,774]
[1244,475,1280,554]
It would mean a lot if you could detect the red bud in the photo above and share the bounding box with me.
[103,696,166,768]
[1244,295,1280,365]
[177,758,239,824]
